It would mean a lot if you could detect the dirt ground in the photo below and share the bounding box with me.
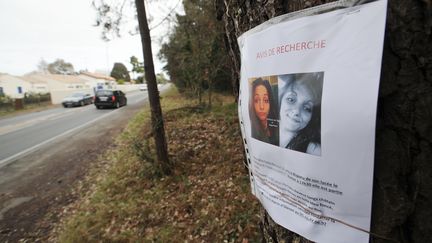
[0,104,143,242]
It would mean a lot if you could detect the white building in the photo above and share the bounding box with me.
[0,74,32,98]
[0,71,136,105]
[79,71,117,91]
[22,73,92,104]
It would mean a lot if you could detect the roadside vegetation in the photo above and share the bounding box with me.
[0,103,54,117]
[53,87,261,242]
[0,95,55,117]
[159,0,232,103]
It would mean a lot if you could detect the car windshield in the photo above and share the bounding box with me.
[96,90,113,96]
[71,93,84,97]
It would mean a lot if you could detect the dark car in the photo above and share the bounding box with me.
[62,93,93,108]
[94,90,127,109]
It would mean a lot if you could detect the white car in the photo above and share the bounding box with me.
[139,85,147,91]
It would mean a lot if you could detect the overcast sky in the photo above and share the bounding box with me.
[0,0,182,76]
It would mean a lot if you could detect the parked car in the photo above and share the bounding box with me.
[139,84,147,91]
[94,90,127,109]
[62,93,93,108]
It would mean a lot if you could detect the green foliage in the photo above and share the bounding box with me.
[130,55,144,74]
[23,92,51,104]
[135,75,144,84]
[0,94,12,102]
[110,62,131,82]
[47,59,75,74]
[159,0,232,102]
[130,56,145,83]
[117,79,126,84]
[156,73,169,84]
[0,94,53,117]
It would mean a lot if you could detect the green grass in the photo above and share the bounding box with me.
[55,87,261,242]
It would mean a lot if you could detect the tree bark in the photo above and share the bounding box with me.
[216,0,432,242]
[135,0,171,175]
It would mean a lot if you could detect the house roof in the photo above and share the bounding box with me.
[80,71,115,81]
[22,74,87,84]
[0,74,28,83]
[19,74,48,84]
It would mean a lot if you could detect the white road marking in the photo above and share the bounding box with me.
[0,106,87,136]
[0,108,122,169]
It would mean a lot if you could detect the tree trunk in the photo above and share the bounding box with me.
[198,84,203,105]
[216,0,432,242]
[208,82,213,109]
[135,0,171,175]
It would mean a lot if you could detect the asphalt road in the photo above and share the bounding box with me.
[0,89,150,167]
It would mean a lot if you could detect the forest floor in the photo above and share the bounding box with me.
[50,88,262,242]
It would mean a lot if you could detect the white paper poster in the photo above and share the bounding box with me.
[238,1,387,242]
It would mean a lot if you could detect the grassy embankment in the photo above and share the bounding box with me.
[0,102,55,117]
[54,87,261,242]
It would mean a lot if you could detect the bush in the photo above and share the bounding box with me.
[0,95,14,112]
[24,92,51,105]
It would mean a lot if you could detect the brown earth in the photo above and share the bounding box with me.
[0,103,144,242]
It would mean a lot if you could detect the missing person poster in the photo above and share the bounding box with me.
[238,0,387,242]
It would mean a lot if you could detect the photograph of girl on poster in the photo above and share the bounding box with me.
[249,77,279,145]
[278,72,323,156]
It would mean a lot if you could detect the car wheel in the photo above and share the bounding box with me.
[115,102,120,109]
[63,104,67,108]
[96,106,101,109]
[80,101,84,106]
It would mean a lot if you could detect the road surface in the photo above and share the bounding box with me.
[0,90,148,167]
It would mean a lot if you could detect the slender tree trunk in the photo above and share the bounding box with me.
[208,82,213,109]
[216,0,432,242]
[135,0,171,175]
[198,83,203,105]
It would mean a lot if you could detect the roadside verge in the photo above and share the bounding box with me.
[52,87,261,242]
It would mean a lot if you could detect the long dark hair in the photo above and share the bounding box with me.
[249,78,278,144]
[279,72,323,152]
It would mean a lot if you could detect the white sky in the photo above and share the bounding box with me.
[0,0,182,76]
